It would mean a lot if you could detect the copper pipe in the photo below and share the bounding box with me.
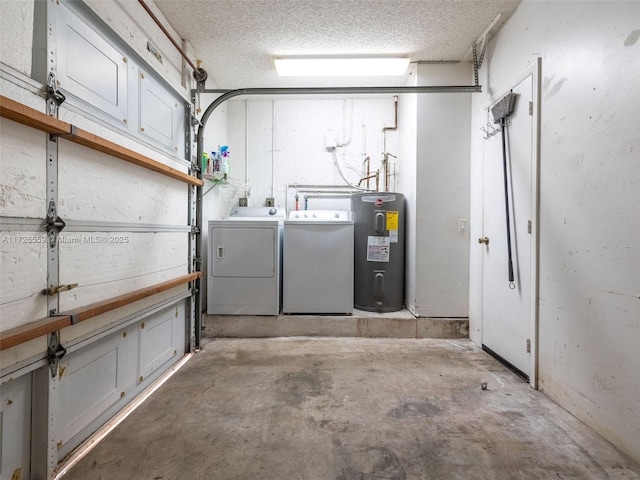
[363,155,371,189]
[385,155,389,192]
[358,173,378,187]
[366,155,370,189]
[138,0,198,72]
[382,95,399,133]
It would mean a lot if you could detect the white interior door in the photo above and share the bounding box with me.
[481,71,535,379]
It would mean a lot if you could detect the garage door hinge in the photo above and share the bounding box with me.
[191,225,201,235]
[46,201,66,247]
[47,331,67,378]
[46,72,66,117]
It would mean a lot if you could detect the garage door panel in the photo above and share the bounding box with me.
[139,72,186,158]
[0,119,47,219]
[57,332,128,446]
[0,241,48,330]
[56,3,128,123]
[138,304,185,382]
[58,232,187,310]
[57,140,187,226]
[0,374,32,480]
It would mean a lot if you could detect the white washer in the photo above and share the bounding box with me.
[207,207,284,315]
[283,210,354,314]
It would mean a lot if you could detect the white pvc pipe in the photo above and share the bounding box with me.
[272,99,276,198]
[245,100,249,199]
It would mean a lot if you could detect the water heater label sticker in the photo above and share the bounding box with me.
[367,236,390,262]
[386,211,398,229]
[386,211,399,243]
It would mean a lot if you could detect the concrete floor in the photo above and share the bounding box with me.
[62,338,640,480]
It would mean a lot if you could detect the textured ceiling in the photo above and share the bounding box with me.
[153,0,521,88]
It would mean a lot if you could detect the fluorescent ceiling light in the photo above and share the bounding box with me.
[274,57,410,77]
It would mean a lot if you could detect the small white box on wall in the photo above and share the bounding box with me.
[325,129,338,149]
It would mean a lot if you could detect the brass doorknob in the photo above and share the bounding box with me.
[478,236,489,245]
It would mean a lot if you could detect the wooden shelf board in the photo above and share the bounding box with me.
[0,272,202,351]
[0,95,203,187]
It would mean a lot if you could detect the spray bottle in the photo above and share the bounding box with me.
[211,151,219,172]
[201,152,208,174]
[219,145,230,179]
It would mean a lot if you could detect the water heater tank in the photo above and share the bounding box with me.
[351,192,405,312]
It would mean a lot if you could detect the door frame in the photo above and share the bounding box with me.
[481,58,541,387]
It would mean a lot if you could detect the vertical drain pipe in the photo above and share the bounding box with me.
[245,100,249,200]
[382,95,399,192]
[272,99,276,200]
[361,124,367,178]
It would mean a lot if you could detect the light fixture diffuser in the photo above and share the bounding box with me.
[274,57,410,77]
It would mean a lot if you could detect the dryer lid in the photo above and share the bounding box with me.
[227,206,285,219]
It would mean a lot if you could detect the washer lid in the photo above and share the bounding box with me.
[287,210,351,221]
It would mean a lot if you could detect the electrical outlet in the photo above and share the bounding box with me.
[239,198,248,207]
[266,198,275,207]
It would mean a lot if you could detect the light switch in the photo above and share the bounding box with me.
[458,219,467,232]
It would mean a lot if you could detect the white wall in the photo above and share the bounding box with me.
[470,0,640,462]
[413,63,471,317]
[226,97,401,212]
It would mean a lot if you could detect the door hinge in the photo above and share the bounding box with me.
[527,220,532,234]
[47,200,67,248]
[46,72,66,117]
[526,338,531,353]
[46,200,66,247]
[47,331,67,378]
[529,101,533,116]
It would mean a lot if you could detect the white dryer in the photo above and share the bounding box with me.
[283,210,354,314]
[207,207,284,315]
